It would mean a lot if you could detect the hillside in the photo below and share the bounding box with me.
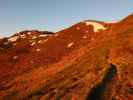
[0,14,133,100]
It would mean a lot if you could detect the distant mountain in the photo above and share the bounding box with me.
[0,14,133,100]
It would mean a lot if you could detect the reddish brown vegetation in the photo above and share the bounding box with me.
[0,15,133,100]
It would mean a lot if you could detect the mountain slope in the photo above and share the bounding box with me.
[0,14,133,100]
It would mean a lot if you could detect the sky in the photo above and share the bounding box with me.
[0,0,133,37]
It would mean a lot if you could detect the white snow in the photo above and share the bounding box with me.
[82,35,87,39]
[30,42,36,46]
[67,42,74,48]
[27,32,31,35]
[38,40,42,44]
[39,34,48,37]
[85,22,107,32]
[32,36,37,39]
[8,36,19,42]
[36,48,41,52]
[13,56,18,59]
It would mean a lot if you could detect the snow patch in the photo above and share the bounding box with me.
[67,42,74,48]
[13,56,18,59]
[85,22,107,32]
[39,34,48,37]
[8,36,19,42]
[30,42,36,46]
[38,40,42,44]
[82,35,87,39]
[27,32,31,35]
[36,48,41,52]
[32,36,37,39]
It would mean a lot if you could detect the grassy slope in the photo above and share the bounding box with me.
[0,15,133,100]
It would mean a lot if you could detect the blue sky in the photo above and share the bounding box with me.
[0,0,133,37]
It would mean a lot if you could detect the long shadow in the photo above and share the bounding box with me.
[86,64,117,100]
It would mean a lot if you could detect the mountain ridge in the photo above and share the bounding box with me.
[0,14,133,100]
